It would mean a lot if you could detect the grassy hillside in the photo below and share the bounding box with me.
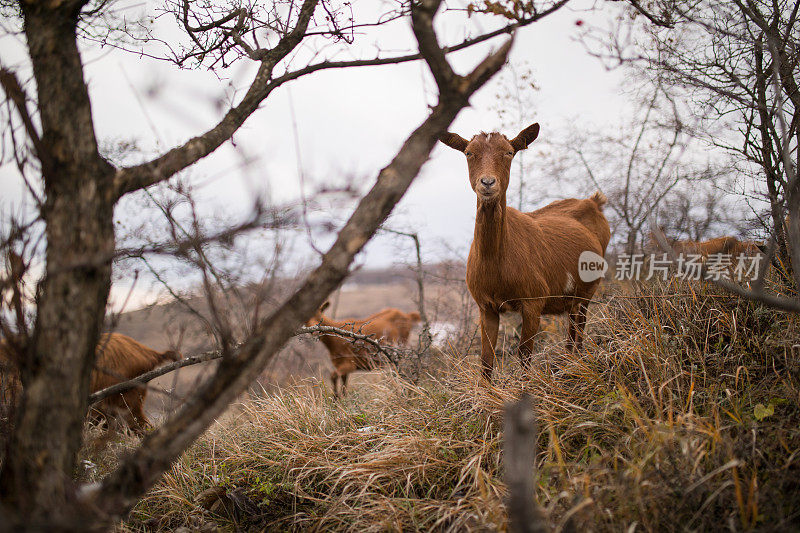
[81,279,800,531]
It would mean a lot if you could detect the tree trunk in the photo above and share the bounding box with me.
[625,230,637,256]
[0,3,115,527]
[754,37,789,266]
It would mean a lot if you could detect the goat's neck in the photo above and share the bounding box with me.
[473,198,506,259]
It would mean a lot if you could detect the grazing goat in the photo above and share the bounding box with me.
[672,236,748,257]
[652,232,767,266]
[369,308,422,346]
[440,123,610,381]
[0,334,181,435]
[91,333,182,434]
[306,302,402,397]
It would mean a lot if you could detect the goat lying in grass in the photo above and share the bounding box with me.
[440,123,610,381]
[650,231,768,278]
[0,333,181,434]
[306,302,419,397]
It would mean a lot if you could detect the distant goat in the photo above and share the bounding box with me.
[671,236,765,257]
[0,334,181,435]
[440,123,610,381]
[306,302,408,397]
[651,232,766,268]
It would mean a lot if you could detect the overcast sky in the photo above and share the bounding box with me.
[0,0,634,309]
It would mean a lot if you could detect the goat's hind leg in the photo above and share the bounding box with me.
[567,301,588,352]
[330,371,340,398]
[131,394,152,435]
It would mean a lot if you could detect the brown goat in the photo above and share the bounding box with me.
[306,302,403,397]
[0,334,181,435]
[440,123,610,381]
[652,232,766,268]
[672,236,741,256]
[90,333,181,433]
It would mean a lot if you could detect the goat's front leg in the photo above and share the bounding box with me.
[479,308,500,382]
[519,301,544,369]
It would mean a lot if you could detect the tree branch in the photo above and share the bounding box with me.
[112,1,563,199]
[0,67,49,172]
[89,24,514,520]
[112,0,319,198]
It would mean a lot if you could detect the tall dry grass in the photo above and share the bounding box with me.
[84,279,799,532]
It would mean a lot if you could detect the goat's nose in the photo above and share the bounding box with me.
[480,177,496,188]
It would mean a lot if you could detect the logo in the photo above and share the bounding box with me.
[578,251,608,282]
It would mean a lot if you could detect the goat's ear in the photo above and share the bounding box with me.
[439,132,469,152]
[319,301,330,314]
[510,123,540,151]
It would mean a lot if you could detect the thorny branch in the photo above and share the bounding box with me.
[87,323,405,405]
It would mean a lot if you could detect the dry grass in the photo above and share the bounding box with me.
[87,279,800,532]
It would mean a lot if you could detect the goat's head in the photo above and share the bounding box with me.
[439,123,540,204]
[307,301,331,326]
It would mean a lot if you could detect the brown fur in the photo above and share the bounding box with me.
[0,334,181,435]
[90,333,181,433]
[368,308,422,346]
[306,302,406,397]
[440,124,610,381]
[672,236,741,256]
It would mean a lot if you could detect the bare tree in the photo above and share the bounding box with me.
[558,83,714,254]
[654,178,750,243]
[0,0,577,528]
[584,0,799,266]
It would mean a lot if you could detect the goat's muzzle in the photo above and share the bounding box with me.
[478,176,499,199]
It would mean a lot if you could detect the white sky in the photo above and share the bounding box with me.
[0,0,634,309]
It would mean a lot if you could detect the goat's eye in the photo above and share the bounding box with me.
[465,151,472,157]
[506,151,514,156]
